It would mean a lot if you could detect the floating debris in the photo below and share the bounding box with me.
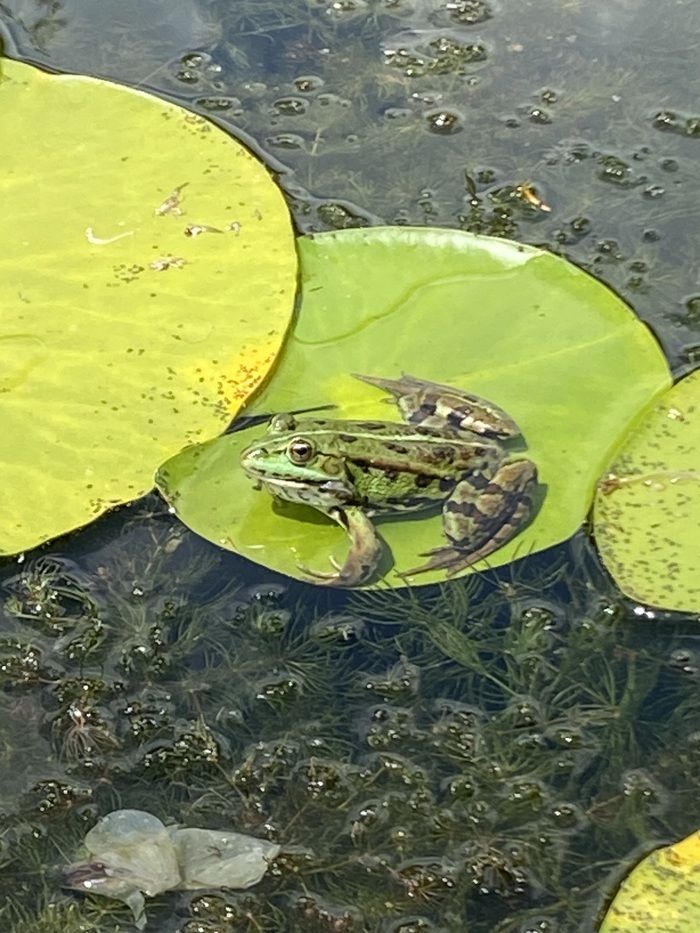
[85,227,134,246]
[184,223,224,237]
[149,255,187,271]
[154,182,189,216]
[62,809,280,929]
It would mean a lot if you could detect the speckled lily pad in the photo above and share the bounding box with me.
[157,227,671,588]
[594,369,700,612]
[0,57,296,555]
[600,827,700,932]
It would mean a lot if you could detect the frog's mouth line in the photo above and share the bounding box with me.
[255,476,351,496]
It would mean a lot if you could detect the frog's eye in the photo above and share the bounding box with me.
[288,437,315,464]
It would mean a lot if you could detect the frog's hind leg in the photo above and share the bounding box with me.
[404,460,538,577]
[354,373,521,439]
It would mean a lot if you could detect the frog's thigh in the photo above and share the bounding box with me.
[443,460,537,557]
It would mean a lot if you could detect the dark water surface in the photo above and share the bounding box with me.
[1,1,700,931]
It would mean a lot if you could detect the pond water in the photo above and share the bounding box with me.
[1,1,700,931]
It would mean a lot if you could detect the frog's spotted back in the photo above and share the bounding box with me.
[240,374,540,586]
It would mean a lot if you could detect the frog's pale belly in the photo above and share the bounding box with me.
[240,374,540,587]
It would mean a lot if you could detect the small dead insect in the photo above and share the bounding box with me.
[515,181,551,212]
[184,224,224,237]
[598,472,625,495]
[155,182,189,216]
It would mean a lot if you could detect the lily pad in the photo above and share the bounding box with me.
[599,828,700,932]
[593,369,700,612]
[157,227,671,588]
[0,57,296,555]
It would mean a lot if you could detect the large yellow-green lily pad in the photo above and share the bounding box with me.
[156,227,671,588]
[600,828,700,932]
[594,369,700,612]
[0,57,296,555]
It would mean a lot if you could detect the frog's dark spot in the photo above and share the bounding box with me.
[466,471,490,489]
[339,433,359,443]
[384,469,399,481]
[415,473,434,488]
[448,410,470,428]
[484,481,509,497]
[432,445,455,462]
[385,442,409,454]
[439,476,454,492]
[358,421,385,430]
[445,499,483,517]
[388,495,435,509]
[409,403,436,422]
[519,489,534,508]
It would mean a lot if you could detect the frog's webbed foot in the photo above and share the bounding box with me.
[353,373,521,439]
[403,460,539,578]
[298,553,345,584]
[298,507,384,588]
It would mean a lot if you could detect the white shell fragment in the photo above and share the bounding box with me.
[62,809,281,929]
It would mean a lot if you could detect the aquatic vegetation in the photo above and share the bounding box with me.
[0,512,698,930]
[50,699,120,765]
[652,109,700,139]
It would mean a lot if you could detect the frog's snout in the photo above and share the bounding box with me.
[241,446,266,472]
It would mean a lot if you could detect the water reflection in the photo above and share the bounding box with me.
[0,0,220,78]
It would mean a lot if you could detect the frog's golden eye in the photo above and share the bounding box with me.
[288,437,315,464]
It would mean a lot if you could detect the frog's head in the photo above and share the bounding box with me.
[240,430,354,508]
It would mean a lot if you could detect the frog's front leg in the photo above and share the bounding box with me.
[301,506,384,587]
[404,460,538,577]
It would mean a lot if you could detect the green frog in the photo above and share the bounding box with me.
[240,374,539,587]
